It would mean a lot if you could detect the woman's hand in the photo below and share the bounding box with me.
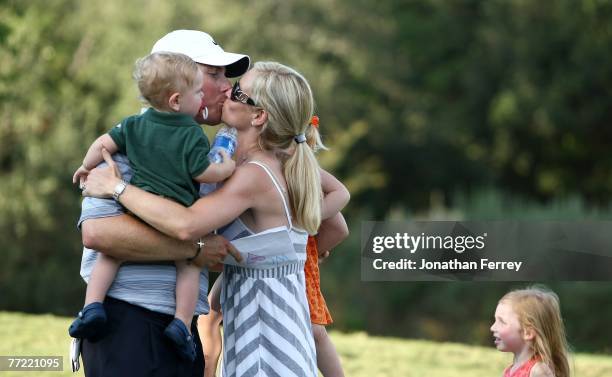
[191,234,243,268]
[82,148,123,198]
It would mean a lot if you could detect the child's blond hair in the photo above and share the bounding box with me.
[501,286,571,377]
[249,61,322,235]
[133,52,200,110]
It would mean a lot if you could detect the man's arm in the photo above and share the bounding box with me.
[82,214,193,261]
[82,214,237,268]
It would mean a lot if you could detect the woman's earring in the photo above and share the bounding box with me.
[202,106,209,120]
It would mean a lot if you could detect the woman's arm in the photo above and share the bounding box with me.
[83,149,257,241]
[320,168,350,220]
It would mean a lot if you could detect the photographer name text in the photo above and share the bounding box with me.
[370,232,522,272]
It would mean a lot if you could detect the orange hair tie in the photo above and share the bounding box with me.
[310,115,320,129]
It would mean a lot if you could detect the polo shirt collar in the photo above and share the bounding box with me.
[144,107,199,127]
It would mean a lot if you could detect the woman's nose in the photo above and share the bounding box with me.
[224,88,231,99]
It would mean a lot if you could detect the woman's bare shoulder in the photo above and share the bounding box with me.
[222,162,275,196]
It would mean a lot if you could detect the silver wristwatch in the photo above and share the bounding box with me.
[112,179,128,201]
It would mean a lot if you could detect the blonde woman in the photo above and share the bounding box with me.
[84,62,331,376]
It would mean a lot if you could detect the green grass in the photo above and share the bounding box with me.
[1,312,611,377]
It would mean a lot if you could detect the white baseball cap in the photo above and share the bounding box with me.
[151,30,250,78]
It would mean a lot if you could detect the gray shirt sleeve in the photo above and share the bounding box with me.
[77,153,133,229]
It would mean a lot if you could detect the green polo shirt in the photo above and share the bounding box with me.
[108,108,210,206]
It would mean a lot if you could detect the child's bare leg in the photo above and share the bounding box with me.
[85,253,121,305]
[69,253,120,338]
[174,260,201,331]
[199,273,223,377]
[313,324,345,377]
[164,260,201,361]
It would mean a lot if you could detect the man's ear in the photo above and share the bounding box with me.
[168,92,181,112]
[252,108,268,128]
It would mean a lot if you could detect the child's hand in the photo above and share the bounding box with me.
[72,165,90,186]
[218,150,236,176]
[318,250,331,264]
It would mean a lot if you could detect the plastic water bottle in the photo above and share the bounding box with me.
[199,126,237,196]
[208,126,237,163]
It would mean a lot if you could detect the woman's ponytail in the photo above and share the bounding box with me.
[250,62,323,234]
[284,139,321,234]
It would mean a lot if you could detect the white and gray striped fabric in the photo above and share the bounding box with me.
[219,161,317,377]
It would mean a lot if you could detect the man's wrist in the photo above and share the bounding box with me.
[112,179,128,201]
[187,238,205,264]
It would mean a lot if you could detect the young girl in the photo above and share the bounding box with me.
[303,119,350,377]
[491,286,571,377]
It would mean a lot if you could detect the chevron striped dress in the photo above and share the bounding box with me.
[219,161,317,377]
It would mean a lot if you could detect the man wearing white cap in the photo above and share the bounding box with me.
[77,30,249,377]
[152,29,250,125]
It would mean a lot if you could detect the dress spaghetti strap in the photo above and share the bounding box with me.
[247,160,293,229]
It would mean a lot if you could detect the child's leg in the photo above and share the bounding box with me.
[199,273,224,377]
[85,253,122,305]
[174,260,201,331]
[313,324,345,377]
[164,260,201,361]
[69,254,121,338]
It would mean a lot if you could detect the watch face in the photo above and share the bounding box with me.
[113,180,127,200]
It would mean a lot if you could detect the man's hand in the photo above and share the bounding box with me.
[192,234,243,268]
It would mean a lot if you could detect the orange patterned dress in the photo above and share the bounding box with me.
[305,235,333,325]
